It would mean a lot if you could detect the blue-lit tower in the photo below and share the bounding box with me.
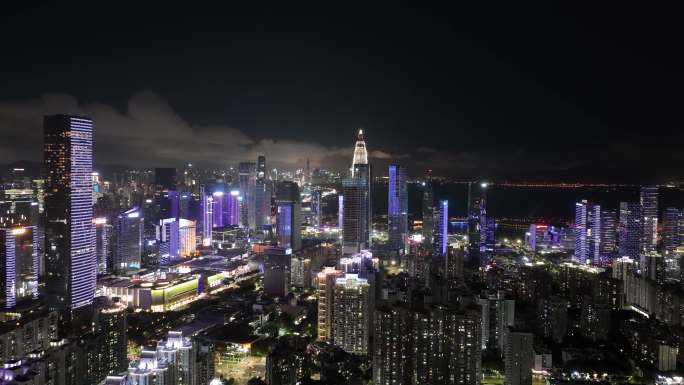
[436,200,448,256]
[276,182,301,251]
[114,207,143,273]
[388,164,408,252]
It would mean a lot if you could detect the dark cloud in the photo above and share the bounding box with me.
[0,92,411,172]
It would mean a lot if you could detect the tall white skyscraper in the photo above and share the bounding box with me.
[44,114,96,310]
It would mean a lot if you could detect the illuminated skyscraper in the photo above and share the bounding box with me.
[311,189,321,229]
[618,202,641,259]
[114,207,143,273]
[200,187,213,246]
[0,226,39,308]
[663,207,684,256]
[224,190,241,226]
[640,186,658,254]
[98,302,128,377]
[316,267,344,342]
[178,219,196,257]
[332,274,370,355]
[572,201,606,265]
[44,114,96,310]
[211,191,224,228]
[388,165,408,252]
[255,155,271,228]
[342,178,370,254]
[588,204,601,265]
[239,162,257,229]
[263,246,292,298]
[276,181,301,251]
[352,129,368,171]
[157,218,179,265]
[435,200,448,256]
[421,170,435,245]
[599,209,617,265]
[94,217,113,274]
[342,130,371,254]
[338,194,344,230]
[467,182,485,261]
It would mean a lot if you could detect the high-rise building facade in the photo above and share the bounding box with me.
[211,191,224,228]
[311,189,321,230]
[468,182,486,262]
[619,202,642,259]
[44,114,96,310]
[114,207,143,273]
[342,130,371,254]
[388,165,408,252]
[157,218,179,265]
[575,200,607,265]
[435,200,448,256]
[316,267,344,342]
[94,217,113,274]
[238,162,257,229]
[574,201,588,262]
[640,186,658,254]
[255,155,271,228]
[415,305,482,385]
[338,194,344,230]
[276,181,301,252]
[663,207,683,256]
[0,226,39,308]
[421,170,435,245]
[263,247,292,298]
[332,274,370,355]
[600,209,617,265]
[178,219,196,257]
[505,329,534,385]
[374,303,482,385]
[200,188,213,246]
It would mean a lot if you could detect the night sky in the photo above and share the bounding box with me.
[1,3,682,182]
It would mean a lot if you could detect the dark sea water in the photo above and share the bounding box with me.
[371,182,684,224]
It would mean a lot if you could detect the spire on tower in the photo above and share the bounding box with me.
[352,129,368,169]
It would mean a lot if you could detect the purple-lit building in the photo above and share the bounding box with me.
[44,114,96,310]
[276,182,301,251]
[388,164,408,252]
[212,191,224,228]
[338,194,344,230]
[436,200,448,256]
[224,190,241,226]
[168,190,180,219]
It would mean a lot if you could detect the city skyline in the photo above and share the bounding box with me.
[1,4,684,182]
[2,4,684,385]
